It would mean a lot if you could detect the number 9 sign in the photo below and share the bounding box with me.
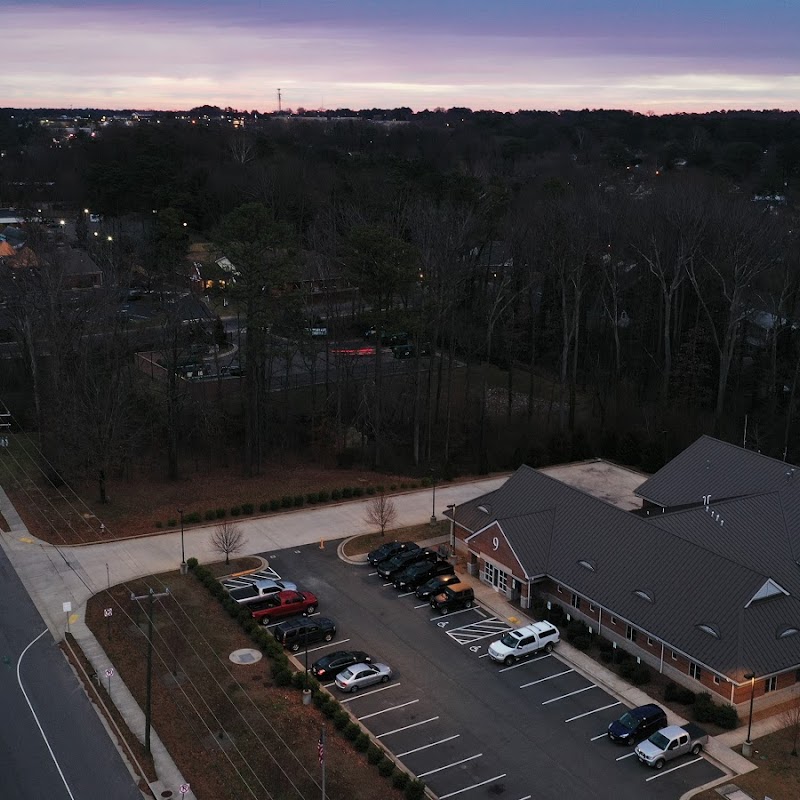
[492,536,499,551]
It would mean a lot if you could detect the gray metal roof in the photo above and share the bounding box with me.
[460,446,800,680]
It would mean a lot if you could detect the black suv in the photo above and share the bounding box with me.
[607,704,668,745]
[272,617,336,652]
[430,582,475,615]
[393,559,455,591]
[368,540,418,567]
[377,548,438,580]
[414,572,462,600]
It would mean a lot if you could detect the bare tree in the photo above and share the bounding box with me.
[211,521,247,565]
[781,698,800,756]
[364,494,398,537]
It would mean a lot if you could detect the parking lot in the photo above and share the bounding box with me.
[258,542,726,800]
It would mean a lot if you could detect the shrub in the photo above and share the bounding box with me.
[154,521,163,528]
[273,669,292,687]
[353,487,364,497]
[420,477,431,488]
[693,692,716,723]
[342,487,353,498]
[318,490,330,502]
[619,661,636,679]
[222,599,238,617]
[354,732,370,752]
[715,704,739,730]
[184,512,201,524]
[241,503,254,515]
[344,722,361,741]
[631,665,652,686]
[597,638,613,654]
[293,495,304,507]
[366,486,375,495]
[204,510,217,521]
[664,681,696,704]
[333,710,350,730]
[215,508,226,519]
[270,499,281,511]
[573,635,592,651]
[392,771,410,790]
[230,506,241,517]
[186,557,199,570]
[367,744,383,764]
[399,483,408,490]
[237,608,252,626]
[389,484,397,492]
[306,492,318,504]
[376,485,385,494]
[565,620,585,642]
[378,757,395,777]
[167,519,177,527]
[281,495,293,508]
[404,779,426,800]
[599,650,614,663]
[331,489,342,501]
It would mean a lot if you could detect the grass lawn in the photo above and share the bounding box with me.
[341,520,451,556]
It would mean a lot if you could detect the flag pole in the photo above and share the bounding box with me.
[321,723,326,800]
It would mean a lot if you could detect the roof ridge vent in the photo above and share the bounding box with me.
[745,578,790,608]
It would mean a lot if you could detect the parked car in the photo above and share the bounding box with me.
[392,342,431,359]
[430,582,475,615]
[393,559,454,591]
[334,662,392,693]
[221,360,245,377]
[272,617,336,652]
[368,540,418,567]
[228,578,298,605]
[377,548,438,580]
[635,723,707,769]
[380,331,409,347]
[487,621,560,665]
[607,704,668,746]
[414,572,462,600]
[311,650,373,679]
[250,590,318,624]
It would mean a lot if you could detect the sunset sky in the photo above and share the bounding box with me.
[6,0,800,113]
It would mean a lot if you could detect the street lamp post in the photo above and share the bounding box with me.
[447,504,456,552]
[742,672,756,756]
[178,508,187,574]
[430,470,437,526]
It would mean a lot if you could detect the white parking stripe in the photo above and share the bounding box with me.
[499,653,553,672]
[397,591,416,597]
[590,732,608,741]
[478,653,490,658]
[368,571,378,576]
[396,734,460,758]
[377,717,439,739]
[542,685,598,704]
[413,602,429,608]
[323,681,335,688]
[616,751,637,761]
[305,637,350,654]
[429,606,481,621]
[417,753,482,778]
[513,796,532,800]
[644,756,703,781]
[439,774,507,799]
[519,668,573,688]
[382,582,393,587]
[339,682,401,704]
[565,701,621,722]
[358,699,419,721]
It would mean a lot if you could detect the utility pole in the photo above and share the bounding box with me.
[131,587,170,753]
[277,88,282,114]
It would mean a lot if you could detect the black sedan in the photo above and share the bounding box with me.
[393,559,455,591]
[368,540,418,566]
[311,650,373,679]
[415,572,462,600]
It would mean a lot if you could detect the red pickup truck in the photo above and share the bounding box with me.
[250,590,318,624]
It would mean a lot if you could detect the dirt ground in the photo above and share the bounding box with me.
[86,564,405,800]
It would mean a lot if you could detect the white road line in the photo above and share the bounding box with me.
[397,591,416,598]
[339,683,401,704]
[306,637,350,654]
[439,774,507,799]
[323,681,335,688]
[368,571,378,576]
[449,629,505,645]
[414,602,429,609]
[616,751,637,761]
[478,653,490,659]
[358,699,419,721]
[377,717,439,739]
[396,734,460,758]
[519,668,573,688]
[644,756,703,781]
[474,607,487,618]
[499,653,553,672]
[17,630,77,800]
[513,796,532,800]
[417,753,482,778]
[429,607,481,621]
[382,582,393,587]
[542,684,598,704]
[590,732,609,741]
[565,701,621,722]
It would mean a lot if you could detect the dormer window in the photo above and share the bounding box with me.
[633,589,654,604]
[578,559,596,572]
[697,623,721,639]
[745,578,790,608]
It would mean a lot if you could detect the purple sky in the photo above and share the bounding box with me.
[7,1,800,112]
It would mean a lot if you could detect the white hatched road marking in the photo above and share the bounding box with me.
[519,668,573,689]
[439,774,507,799]
[565,701,621,722]
[446,617,512,645]
[417,753,482,778]
[499,653,554,672]
[339,682,401,704]
[542,685,598,704]
[377,717,439,739]
[358,699,419,721]
[396,734,460,758]
[428,606,481,622]
[644,756,704,781]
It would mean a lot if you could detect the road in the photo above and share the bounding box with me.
[0,543,142,800]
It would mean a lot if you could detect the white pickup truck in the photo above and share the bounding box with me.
[488,621,560,665]
[635,723,708,769]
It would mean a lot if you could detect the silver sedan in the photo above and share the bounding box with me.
[334,662,392,693]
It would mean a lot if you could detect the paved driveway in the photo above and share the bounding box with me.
[264,542,725,800]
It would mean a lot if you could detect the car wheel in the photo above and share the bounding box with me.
[350,684,359,693]
[465,600,474,608]
[504,656,515,666]
[439,607,448,616]
[654,759,665,770]
[305,605,317,615]
[261,618,271,627]
[324,633,333,642]
[625,735,635,747]
[544,642,554,654]
[290,642,300,652]
[691,743,702,755]
[381,675,390,683]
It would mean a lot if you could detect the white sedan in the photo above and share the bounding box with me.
[334,662,392,693]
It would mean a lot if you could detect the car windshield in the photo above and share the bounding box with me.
[648,732,670,750]
[617,712,636,731]
[499,632,518,648]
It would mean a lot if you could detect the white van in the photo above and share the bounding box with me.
[488,621,560,665]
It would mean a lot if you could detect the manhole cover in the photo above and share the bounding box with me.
[229,648,262,665]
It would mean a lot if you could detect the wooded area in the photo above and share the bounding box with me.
[1,107,799,498]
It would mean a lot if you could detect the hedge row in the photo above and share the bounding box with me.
[154,481,435,529]
[664,683,739,729]
[186,558,425,799]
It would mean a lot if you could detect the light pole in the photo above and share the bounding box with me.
[742,672,756,756]
[447,504,456,552]
[430,470,437,526]
[178,508,187,574]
